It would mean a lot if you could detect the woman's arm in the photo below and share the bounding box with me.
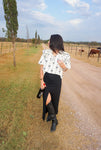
[57,60,68,72]
[40,65,46,89]
[40,65,44,80]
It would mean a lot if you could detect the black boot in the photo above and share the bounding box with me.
[46,114,51,122]
[51,118,58,132]
[46,101,58,132]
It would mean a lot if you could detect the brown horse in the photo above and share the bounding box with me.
[88,49,100,57]
[79,49,84,52]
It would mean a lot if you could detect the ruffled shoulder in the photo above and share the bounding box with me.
[61,51,71,69]
[61,51,70,58]
[43,49,52,54]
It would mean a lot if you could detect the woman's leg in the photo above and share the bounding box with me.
[46,93,51,106]
[46,93,52,122]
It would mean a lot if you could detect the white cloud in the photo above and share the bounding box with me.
[16,0,48,28]
[17,0,47,11]
[95,12,101,16]
[32,11,55,25]
[69,18,83,25]
[76,1,89,10]
[31,11,83,29]
[64,0,90,16]
[66,10,76,14]
[92,0,101,4]
[37,1,47,10]
[77,1,90,16]
[64,0,79,7]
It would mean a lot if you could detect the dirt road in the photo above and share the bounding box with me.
[61,57,101,148]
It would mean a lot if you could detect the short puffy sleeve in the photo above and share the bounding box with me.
[63,53,71,69]
[38,50,45,65]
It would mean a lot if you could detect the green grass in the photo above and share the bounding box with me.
[24,45,41,56]
[0,45,41,150]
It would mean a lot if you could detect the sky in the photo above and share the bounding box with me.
[0,0,101,42]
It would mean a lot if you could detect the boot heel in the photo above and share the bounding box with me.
[51,118,58,132]
[56,119,58,125]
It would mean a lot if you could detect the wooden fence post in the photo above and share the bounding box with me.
[75,46,77,55]
[68,45,69,52]
[9,44,11,53]
[71,45,72,53]
[97,52,100,62]
[80,46,82,56]
[88,46,90,58]
[0,43,3,54]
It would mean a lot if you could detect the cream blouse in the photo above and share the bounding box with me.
[38,49,71,79]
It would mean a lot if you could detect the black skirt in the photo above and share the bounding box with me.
[42,72,62,120]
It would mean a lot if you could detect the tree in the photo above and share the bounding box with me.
[3,0,18,67]
[37,35,40,44]
[26,25,29,49]
[35,30,37,47]
[32,38,35,44]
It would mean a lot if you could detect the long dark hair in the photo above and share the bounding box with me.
[49,34,64,53]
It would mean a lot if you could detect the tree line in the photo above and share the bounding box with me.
[1,37,101,47]
[0,30,41,45]
[64,41,101,46]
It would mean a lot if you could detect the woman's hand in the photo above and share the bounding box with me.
[40,65,46,89]
[57,60,68,72]
[41,79,46,90]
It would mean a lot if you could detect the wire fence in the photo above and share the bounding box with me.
[0,42,33,55]
[0,42,101,64]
